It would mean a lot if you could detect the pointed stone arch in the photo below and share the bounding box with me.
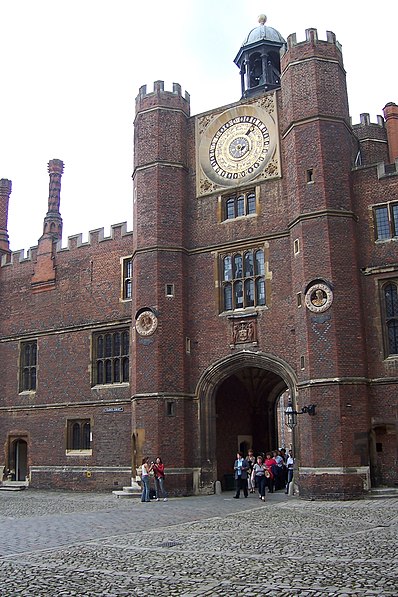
[196,351,298,491]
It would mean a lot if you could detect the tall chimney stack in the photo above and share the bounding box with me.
[41,159,64,241]
[32,159,64,292]
[0,178,12,255]
[383,102,398,163]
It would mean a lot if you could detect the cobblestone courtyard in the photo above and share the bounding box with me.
[0,490,397,596]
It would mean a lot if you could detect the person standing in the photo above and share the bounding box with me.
[253,455,267,501]
[246,449,256,493]
[233,451,249,498]
[153,457,168,501]
[264,452,276,493]
[273,449,285,490]
[140,457,153,503]
[285,451,295,494]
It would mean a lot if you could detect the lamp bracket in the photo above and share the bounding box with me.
[299,404,316,416]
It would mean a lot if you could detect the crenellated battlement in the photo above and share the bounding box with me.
[352,113,386,142]
[135,80,190,116]
[0,222,133,269]
[352,113,388,166]
[1,247,35,266]
[377,159,398,178]
[57,221,133,252]
[284,28,341,51]
[138,80,190,102]
[352,113,385,129]
[280,28,343,69]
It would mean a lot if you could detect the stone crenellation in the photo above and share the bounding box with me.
[283,28,341,52]
[353,113,385,128]
[377,159,398,178]
[138,80,190,103]
[0,222,133,268]
[352,113,389,166]
[135,80,191,117]
[57,221,133,252]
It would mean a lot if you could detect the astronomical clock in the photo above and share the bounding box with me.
[196,93,281,197]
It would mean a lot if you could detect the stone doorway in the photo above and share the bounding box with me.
[8,437,28,481]
[197,352,298,493]
[370,423,398,487]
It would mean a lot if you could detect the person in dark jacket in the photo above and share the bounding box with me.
[233,451,249,498]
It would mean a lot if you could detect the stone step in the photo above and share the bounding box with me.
[112,488,142,498]
[368,487,398,499]
[122,486,139,493]
[0,484,27,491]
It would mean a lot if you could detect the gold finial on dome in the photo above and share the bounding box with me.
[258,14,267,25]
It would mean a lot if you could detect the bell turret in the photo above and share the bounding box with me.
[234,14,285,99]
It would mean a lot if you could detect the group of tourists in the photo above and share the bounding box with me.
[140,448,294,502]
[233,448,294,500]
[140,456,168,502]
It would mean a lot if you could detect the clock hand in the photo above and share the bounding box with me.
[245,125,255,136]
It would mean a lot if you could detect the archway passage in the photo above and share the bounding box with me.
[215,366,287,489]
[197,352,297,493]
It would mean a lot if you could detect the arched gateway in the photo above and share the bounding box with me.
[196,352,298,492]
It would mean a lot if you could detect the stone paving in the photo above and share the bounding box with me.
[0,489,397,596]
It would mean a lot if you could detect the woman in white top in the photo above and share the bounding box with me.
[252,455,267,501]
[141,457,153,503]
[285,452,294,495]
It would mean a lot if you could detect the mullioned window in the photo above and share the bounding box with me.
[92,329,129,386]
[19,340,37,392]
[221,248,266,312]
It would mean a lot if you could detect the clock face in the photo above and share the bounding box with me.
[209,116,270,181]
[197,101,280,193]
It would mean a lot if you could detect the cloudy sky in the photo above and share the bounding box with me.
[1,1,396,252]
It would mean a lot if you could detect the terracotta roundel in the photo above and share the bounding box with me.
[136,310,158,336]
[305,283,333,313]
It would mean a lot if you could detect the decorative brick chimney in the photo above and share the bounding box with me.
[0,178,12,256]
[41,159,64,241]
[31,159,64,292]
[383,102,398,163]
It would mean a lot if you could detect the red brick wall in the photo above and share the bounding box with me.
[0,225,133,488]
[1,33,397,497]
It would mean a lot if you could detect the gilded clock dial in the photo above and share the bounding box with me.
[209,116,270,181]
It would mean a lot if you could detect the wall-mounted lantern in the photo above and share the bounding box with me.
[285,400,316,430]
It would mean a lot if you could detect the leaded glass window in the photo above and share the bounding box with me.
[20,340,37,392]
[122,257,132,299]
[67,419,91,451]
[374,203,398,240]
[93,328,130,385]
[384,283,398,355]
[223,189,257,220]
[220,248,266,311]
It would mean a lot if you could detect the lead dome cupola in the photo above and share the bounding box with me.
[242,14,285,46]
[234,14,285,99]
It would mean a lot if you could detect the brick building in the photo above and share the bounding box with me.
[1,17,397,499]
